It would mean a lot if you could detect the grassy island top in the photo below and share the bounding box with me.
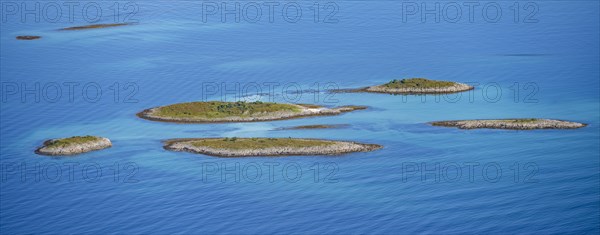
[382,78,457,89]
[188,138,335,150]
[60,23,130,31]
[140,101,366,123]
[153,101,301,119]
[332,78,472,94]
[44,136,101,148]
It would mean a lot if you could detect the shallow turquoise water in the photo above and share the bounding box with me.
[1,1,599,234]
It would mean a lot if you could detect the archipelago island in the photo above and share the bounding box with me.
[59,23,131,31]
[430,119,587,130]
[275,124,349,130]
[17,23,132,40]
[137,101,366,123]
[336,78,474,94]
[16,35,41,40]
[35,136,112,156]
[164,138,382,157]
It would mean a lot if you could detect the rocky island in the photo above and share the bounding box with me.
[137,101,367,123]
[338,78,474,94]
[164,138,382,157]
[60,23,130,31]
[16,35,41,40]
[36,136,112,156]
[275,124,349,130]
[431,119,587,130]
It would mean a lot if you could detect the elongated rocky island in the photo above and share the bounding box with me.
[36,136,112,156]
[16,35,41,40]
[276,124,349,130]
[164,138,382,157]
[431,119,587,130]
[138,101,367,123]
[338,78,473,94]
[60,23,130,31]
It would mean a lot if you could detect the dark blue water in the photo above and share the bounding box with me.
[1,1,599,234]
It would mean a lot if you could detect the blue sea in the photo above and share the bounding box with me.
[1,1,599,234]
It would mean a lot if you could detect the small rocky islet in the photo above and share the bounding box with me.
[336,78,474,94]
[16,35,41,40]
[275,124,349,130]
[430,119,587,130]
[59,23,130,31]
[36,136,112,156]
[17,23,132,41]
[164,138,382,157]
[137,101,366,123]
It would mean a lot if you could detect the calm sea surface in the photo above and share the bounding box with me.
[1,1,599,234]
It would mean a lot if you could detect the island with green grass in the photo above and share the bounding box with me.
[339,78,474,94]
[60,23,130,31]
[164,137,382,157]
[35,136,112,156]
[430,119,587,130]
[137,101,367,123]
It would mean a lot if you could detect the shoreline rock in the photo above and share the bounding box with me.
[334,78,474,94]
[137,102,367,123]
[430,119,587,130]
[164,138,382,157]
[16,36,41,40]
[36,136,112,156]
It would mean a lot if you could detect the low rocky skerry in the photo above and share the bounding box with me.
[36,136,112,156]
[16,35,41,40]
[430,119,587,130]
[275,124,349,130]
[164,138,382,157]
[60,23,130,31]
[138,101,367,123]
[337,78,473,94]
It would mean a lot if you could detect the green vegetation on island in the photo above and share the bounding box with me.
[164,138,382,157]
[191,138,335,150]
[510,118,539,123]
[44,136,99,148]
[138,101,367,123]
[336,78,474,94]
[430,119,587,130]
[36,136,112,156]
[382,78,457,89]
[155,101,300,119]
